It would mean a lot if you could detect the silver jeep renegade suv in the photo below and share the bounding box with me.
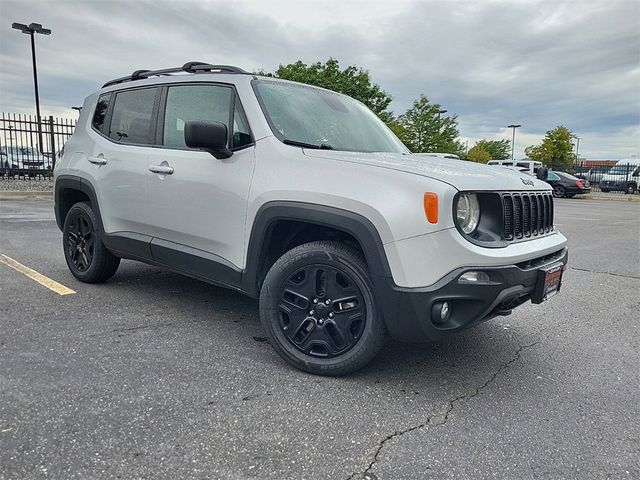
[54,62,568,375]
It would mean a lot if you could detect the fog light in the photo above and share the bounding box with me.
[440,302,449,319]
[432,301,451,325]
[458,271,491,284]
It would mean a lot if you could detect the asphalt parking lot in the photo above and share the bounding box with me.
[1,197,639,480]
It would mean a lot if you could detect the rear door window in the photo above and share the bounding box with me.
[108,87,159,144]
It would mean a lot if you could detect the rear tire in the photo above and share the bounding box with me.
[63,202,120,283]
[625,183,637,194]
[552,185,566,198]
[259,241,386,376]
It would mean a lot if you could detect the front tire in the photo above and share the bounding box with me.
[63,202,120,283]
[259,241,386,376]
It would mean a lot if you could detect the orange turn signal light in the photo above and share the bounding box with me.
[423,192,438,224]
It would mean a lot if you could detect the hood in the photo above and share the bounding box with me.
[303,150,550,191]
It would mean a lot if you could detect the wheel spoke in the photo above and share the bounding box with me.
[278,303,308,335]
[291,317,316,345]
[85,236,95,252]
[322,321,348,353]
[324,270,358,299]
[313,267,327,297]
[282,288,310,310]
[79,218,90,236]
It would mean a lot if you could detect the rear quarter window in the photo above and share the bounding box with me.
[92,93,111,133]
[108,87,158,144]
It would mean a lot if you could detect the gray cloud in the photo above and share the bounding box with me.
[1,0,638,158]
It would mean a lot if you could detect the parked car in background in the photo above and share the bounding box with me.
[599,159,640,194]
[488,159,543,176]
[545,171,591,198]
[1,146,49,170]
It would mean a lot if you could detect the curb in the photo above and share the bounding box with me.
[573,194,640,203]
[0,191,54,200]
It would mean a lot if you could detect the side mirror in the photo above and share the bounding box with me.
[184,121,232,159]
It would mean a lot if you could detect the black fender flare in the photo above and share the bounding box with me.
[241,201,394,297]
[54,175,104,232]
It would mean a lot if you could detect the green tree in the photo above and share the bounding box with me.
[467,144,492,163]
[394,95,465,155]
[474,139,511,160]
[266,58,393,121]
[525,126,576,169]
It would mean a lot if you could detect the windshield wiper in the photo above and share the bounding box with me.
[282,139,334,150]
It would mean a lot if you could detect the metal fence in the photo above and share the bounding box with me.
[1,113,76,178]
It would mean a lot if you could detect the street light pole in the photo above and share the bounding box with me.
[12,22,51,154]
[575,136,580,163]
[507,124,521,161]
[437,109,447,121]
[28,29,42,132]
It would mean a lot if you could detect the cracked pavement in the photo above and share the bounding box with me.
[1,198,639,479]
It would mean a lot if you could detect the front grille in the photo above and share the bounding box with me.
[502,192,554,241]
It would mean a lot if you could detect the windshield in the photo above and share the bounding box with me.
[253,79,408,153]
[607,164,637,175]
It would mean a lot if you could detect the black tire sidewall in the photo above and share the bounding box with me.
[63,202,113,282]
[260,242,385,375]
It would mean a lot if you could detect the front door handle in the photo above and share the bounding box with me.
[149,164,174,175]
[88,156,107,165]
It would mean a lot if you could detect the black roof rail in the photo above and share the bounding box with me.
[102,62,248,88]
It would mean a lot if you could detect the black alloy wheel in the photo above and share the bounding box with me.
[66,212,95,272]
[259,241,386,375]
[278,264,366,358]
[62,202,120,283]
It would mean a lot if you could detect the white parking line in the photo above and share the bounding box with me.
[0,254,76,296]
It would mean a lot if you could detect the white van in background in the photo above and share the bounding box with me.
[599,158,640,194]
[487,159,543,175]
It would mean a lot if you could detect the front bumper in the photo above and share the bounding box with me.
[373,247,568,342]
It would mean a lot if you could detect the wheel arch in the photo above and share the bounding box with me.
[242,202,393,297]
[55,175,104,232]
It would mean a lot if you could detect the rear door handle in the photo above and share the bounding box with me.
[88,156,107,165]
[149,165,174,175]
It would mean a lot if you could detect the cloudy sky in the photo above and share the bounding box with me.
[1,0,638,159]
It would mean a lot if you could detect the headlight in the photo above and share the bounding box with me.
[455,193,480,234]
